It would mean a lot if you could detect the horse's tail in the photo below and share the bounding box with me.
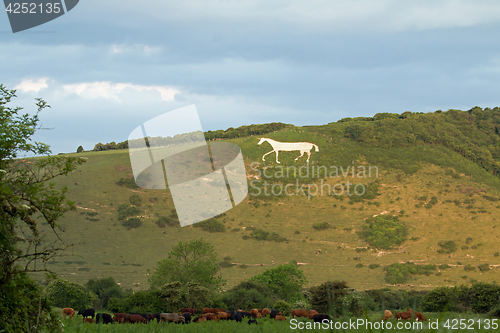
[313,144,319,152]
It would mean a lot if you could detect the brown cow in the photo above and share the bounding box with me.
[62,308,75,319]
[415,311,427,321]
[308,310,319,319]
[291,309,309,318]
[395,309,413,320]
[216,312,231,321]
[250,309,259,318]
[195,315,207,323]
[181,308,196,314]
[82,318,94,324]
[261,308,270,317]
[124,314,147,324]
[275,315,286,321]
[381,310,392,320]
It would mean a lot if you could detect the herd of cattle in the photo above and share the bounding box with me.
[61,307,427,325]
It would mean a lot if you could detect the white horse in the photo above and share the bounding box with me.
[257,138,319,163]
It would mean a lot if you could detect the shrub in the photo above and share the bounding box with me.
[439,264,451,269]
[464,264,475,272]
[313,222,331,230]
[116,176,139,188]
[478,263,490,272]
[122,218,142,229]
[369,264,380,269]
[129,194,142,206]
[356,263,364,268]
[357,215,408,249]
[420,286,463,312]
[384,262,437,284]
[250,228,286,242]
[494,252,499,257]
[155,215,178,227]
[219,261,234,268]
[438,240,457,254]
[272,300,292,316]
[117,203,140,220]
[469,283,500,313]
[195,219,225,233]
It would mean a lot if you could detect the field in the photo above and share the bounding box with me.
[59,312,500,332]
[30,120,500,293]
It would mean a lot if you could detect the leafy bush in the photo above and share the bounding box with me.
[219,260,234,268]
[272,300,292,316]
[464,264,475,272]
[250,228,287,242]
[194,219,225,233]
[117,203,140,220]
[46,279,98,310]
[356,263,364,268]
[439,264,451,269]
[437,240,457,254]
[313,222,331,230]
[420,286,464,312]
[116,176,139,188]
[357,215,408,249]
[384,262,437,284]
[129,194,142,206]
[220,280,274,311]
[122,218,142,229]
[469,283,500,313]
[251,263,307,302]
[369,264,380,269]
[478,263,490,272]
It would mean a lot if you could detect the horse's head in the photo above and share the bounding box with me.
[257,138,266,145]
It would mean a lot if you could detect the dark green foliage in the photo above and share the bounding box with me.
[464,264,476,271]
[205,122,291,141]
[383,262,437,284]
[357,215,408,249]
[116,176,139,188]
[478,263,490,272]
[369,264,380,269]
[194,219,225,233]
[466,237,473,244]
[362,288,425,312]
[220,280,275,311]
[272,300,292,316]
[251,263,307,302]
[122,217,142,229]
[107,289,163,313]
[129,194,142,206]
[76,145,84,153]
[309,280,360,315]
[219,260,234,268]
[93,140,128,151]
[437,240,457,253]
[45,279,97,310]
[313,222,331,230]
[439,264,451,269]
[85,277,123,309]
[0,273,61,333]
[156,210,179,227]
[356,263,364,268]
[420,286,465,312]
[250,228,286,242]
[483,195,499,202]
[469,282,500,313]
[117,203,141,220]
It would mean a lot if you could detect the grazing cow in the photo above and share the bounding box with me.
[270,309,279,319]
[183,312,192,324]
[124,314,147,324]
[291,309,309,318]
[261,308,270,317]
[250,309,259,318]
[313,314,330,323]
[194,316,206,323]
[96,313,114,324]
[395,309,414,320]
[233,312,253,322]
[160,313,186,324]
[248,319,258,324]
[78,308,95,319]
[181,308,196,314]
[308,310,319,319]
[415,311,427,321]
[82,318,94,324]
[381,310,392,321]
[62,308,75,319]
[216,312,231,321]
[275,315,286,321]
[202,313,216,321]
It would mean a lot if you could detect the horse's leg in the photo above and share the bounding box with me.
[262,150,275,161]
[294,151,305,161]
[275,150,280,164]
[306,150,311,162]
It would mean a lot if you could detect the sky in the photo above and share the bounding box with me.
[2,0,500,154]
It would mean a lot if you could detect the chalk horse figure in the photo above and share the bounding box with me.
[257,138,319,163]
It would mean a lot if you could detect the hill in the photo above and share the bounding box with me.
[35,107,500,292]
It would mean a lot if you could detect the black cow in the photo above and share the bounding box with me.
[270,309,279,319]
[313,314,331,323]
[233,312,253,322]
[153,313,162,323]
[96,313,113,324]
[77,308,95,319]
[248,319,258,324]
[183,312,191,324]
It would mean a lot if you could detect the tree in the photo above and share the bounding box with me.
[45,279,97,310]
[148,238,225,292]
[85,277,123,309]
[76,145,84,153]
[250,263,307,302]
[0,84,84,332]
[219,280,275,310]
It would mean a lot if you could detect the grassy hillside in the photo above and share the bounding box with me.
[34,108,500,292]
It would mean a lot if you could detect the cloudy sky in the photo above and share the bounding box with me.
[2,0,500,154]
